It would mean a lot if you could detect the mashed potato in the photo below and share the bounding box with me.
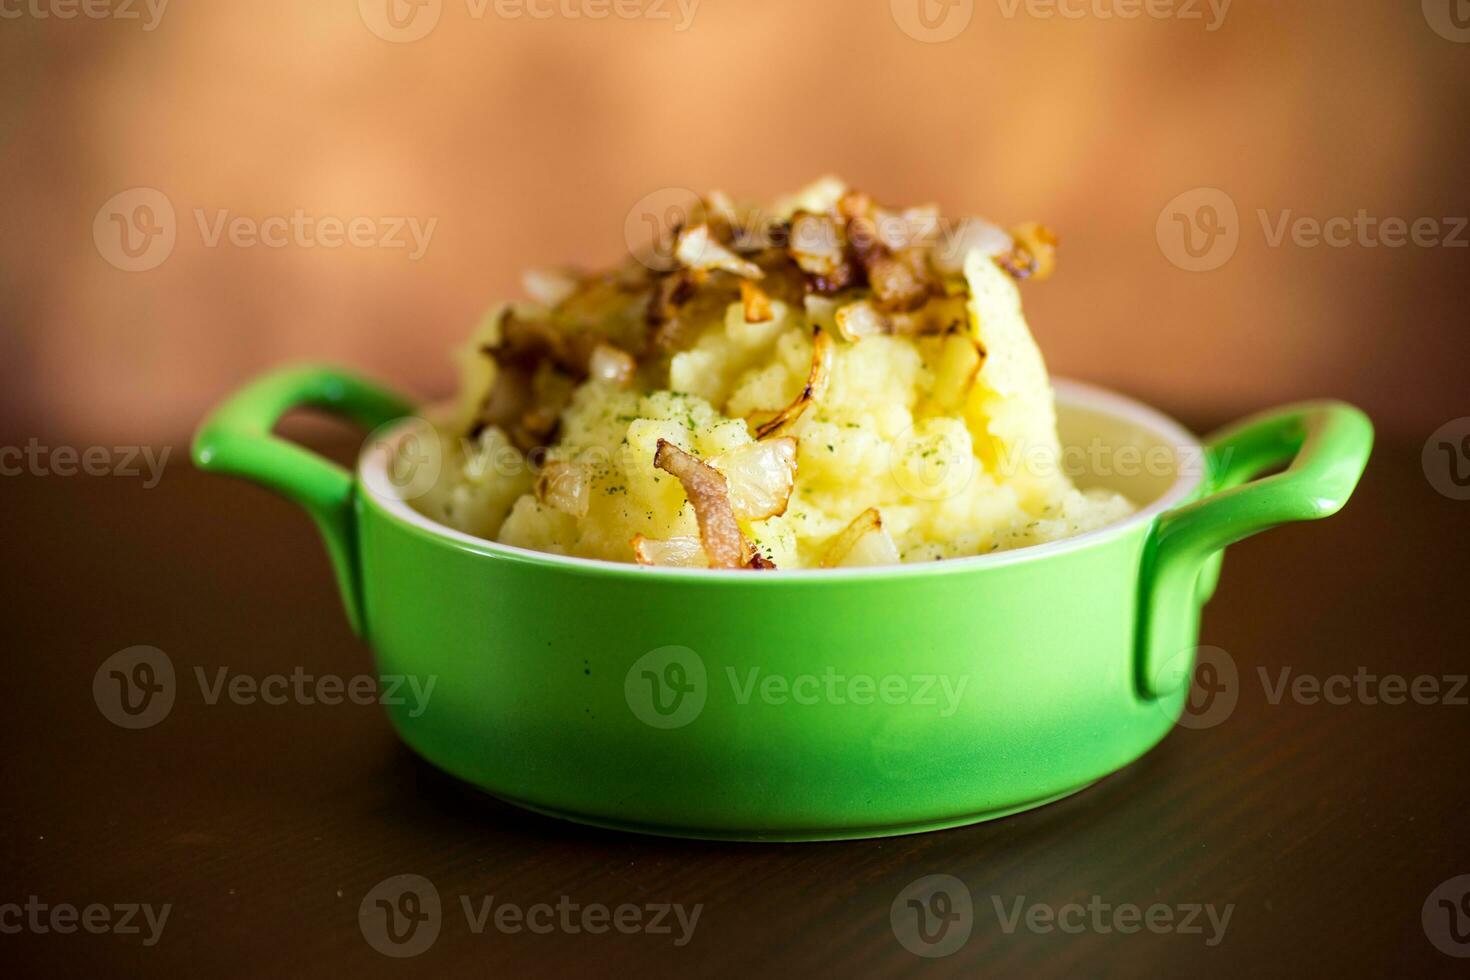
[411,180,1133,569]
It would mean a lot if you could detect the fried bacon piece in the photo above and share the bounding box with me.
[754,328,834,440]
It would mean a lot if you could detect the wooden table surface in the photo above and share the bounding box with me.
[3,419,1466,978]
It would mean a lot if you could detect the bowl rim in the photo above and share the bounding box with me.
[357,378,1205,580]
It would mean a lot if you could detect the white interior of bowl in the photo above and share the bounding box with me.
[358,379,1206,576]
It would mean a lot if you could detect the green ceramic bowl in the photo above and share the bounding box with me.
[193,366,1371,841]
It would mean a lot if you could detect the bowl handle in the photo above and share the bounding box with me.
[1137,401,1373,699]
[192,365,415,636]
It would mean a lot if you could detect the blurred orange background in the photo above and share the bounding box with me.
[1,0,1465,445]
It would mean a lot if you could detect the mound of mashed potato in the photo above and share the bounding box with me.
[409,179,1134,569]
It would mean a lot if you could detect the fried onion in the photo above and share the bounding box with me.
[754,328,833,440]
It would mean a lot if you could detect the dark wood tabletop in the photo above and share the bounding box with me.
[3,417,1467,978]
